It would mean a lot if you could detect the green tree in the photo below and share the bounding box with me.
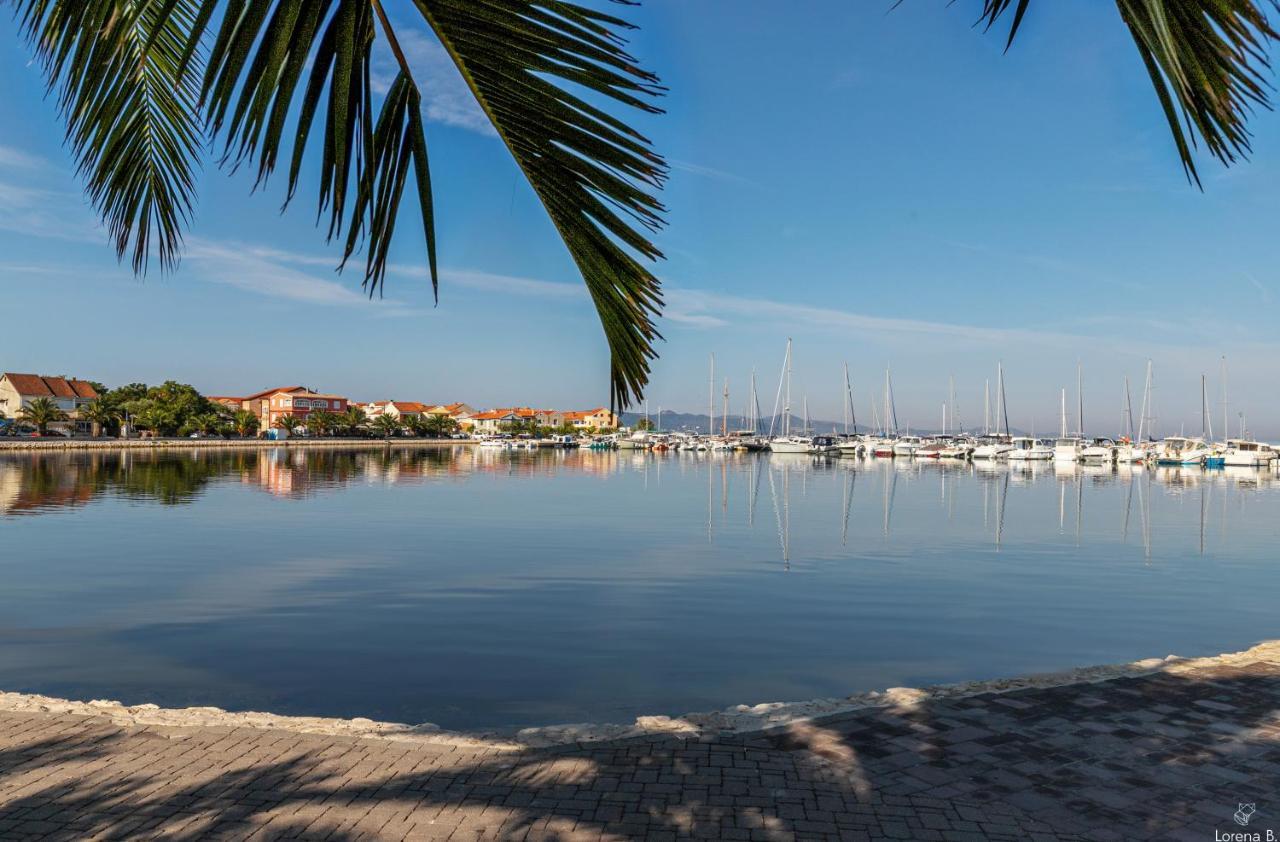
[79,399,121,437]
[233,410,260,438]
[339,406,368,437]
[372,414,402,439]
[423,414,460,438]
[636,418,654,431]
[18,398,68,434]
[306,411,337,437]
[13,0,670,409]
[273,414,299,435]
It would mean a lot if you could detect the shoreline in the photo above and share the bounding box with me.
[3,638,1276,750]
[0,437,475,453]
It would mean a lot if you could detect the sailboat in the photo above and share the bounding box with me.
[1155,375,1214,466]
[869,368,900,457]
[769,339,817,454]
[1116,361,1153,463]
[972,364,1014,459]
[837,363,867,457]
[1054,364,1086,462]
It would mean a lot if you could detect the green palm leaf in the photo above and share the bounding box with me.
[15,0,205,272]
[414,0,668,410]
[979,0,1280,186]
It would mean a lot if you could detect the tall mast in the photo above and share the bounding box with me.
[1137,360,1151,443]
[886,368,899,436]
[722,379,729,437]
[1201,374,1210,440]
[708,353,715,435]
[1060,389,1067,438]
[1076,361,1084,437]
[843,363,852,435]
[1123,376,1135,442]
[983,380,990,436]
[803,396,810,435]
[784,339,792,437]
[998,363,1010,436]
[1220,356,1228,446]
[749,368,759,435]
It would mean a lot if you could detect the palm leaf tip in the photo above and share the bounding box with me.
[17,0,205,273]
[415,0,668,410]
[980,0,1280,185]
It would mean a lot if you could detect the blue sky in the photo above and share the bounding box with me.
[1,2,1278,437]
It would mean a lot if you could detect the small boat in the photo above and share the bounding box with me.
[1081,438,1118,463]
[1052,436,1085,462]
[1222,439,1276,467]
[769,435,816,454]
[1008,436,1053,461]
[939,439,975,460]
[915,439,947,459]
[972,435,1013,460]
[892,435,923,458]
[1155,436,1211,466]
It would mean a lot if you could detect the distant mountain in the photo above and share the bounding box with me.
[619,411,1025,437]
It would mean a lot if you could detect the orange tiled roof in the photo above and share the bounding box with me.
[243,385,307,401]
[391,401,431,413]
[2,373,98,400]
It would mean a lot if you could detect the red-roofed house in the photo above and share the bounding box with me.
[265,390,349,429]
[1,374,99,431]
[364,401,433,422]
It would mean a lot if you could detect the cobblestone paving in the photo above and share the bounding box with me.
[2,659,1279,840]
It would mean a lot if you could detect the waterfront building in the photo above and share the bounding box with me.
[0,373,99,433]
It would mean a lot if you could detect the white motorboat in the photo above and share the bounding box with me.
[1222,439,1277,467]
[972,435,1013,460]
[1053,437,1085,462]
[1155,436,1212,466]
[1008,436,1053,461]
[1081,438,1118,463]
[769,435,816,454]
[892,435,923,457]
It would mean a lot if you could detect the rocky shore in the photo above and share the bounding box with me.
[4,639,1276,749]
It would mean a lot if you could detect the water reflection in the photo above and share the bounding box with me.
[6,446,1280,730]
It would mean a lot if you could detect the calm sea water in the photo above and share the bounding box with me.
[1,446,1277,731]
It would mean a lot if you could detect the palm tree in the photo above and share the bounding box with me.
[306,411,337,437]
[424,414,460,438]
[12,0,668,410]
[273,414,298,436]
[18,398,69,434]
[79,399,120,438]
[339,405,369,436]
[233,410,260,438]
[372,414,402,439]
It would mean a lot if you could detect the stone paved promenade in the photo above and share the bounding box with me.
[2,651,1279,841]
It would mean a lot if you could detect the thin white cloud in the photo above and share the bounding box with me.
[0,146,46,170]
[1244,271,1271,304]
[669,159,754,186]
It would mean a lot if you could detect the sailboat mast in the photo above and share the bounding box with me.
[1123,376,1134,442]
[843,363,851,435]
[803,396,810,435]
[1137,360,1151,443]
[750,368,759,435]
[887,369,899,436]
[1201,374,1210,440]
[1076,361,1084,437]
[784,339,792,437]
[722,379,729,437]
[708,353,715,435]
[1220,356,1228,446]
[983,380,990,436]
[997,363,1009,437]
[1060,389,1067,438]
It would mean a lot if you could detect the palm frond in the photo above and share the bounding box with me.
[979,0,1280,186]
[413,0,668,410]
[15,0,205,272]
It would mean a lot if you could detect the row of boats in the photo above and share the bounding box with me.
[599,429,1278,467]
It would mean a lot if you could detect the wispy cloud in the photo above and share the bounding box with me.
[669,159,754,186]
[371,27,494,135]
[1244,270,1271,304]
[0,145,47,170]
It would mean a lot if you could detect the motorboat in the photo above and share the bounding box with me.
[1155,436,1211,466]
[915,439,947,459]
[892,435,923,458]
[769,435,815,454]
[1081,438,1118,463]
[1052,436,1085,462]
[971,435,1013,460]
[1222,439,1277,467]
[1007,436,1053,461]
